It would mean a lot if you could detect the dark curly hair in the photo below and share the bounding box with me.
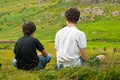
[65,8,80,23]
[22,21,36,36]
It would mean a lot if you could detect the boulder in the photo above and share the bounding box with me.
[111,11,119,16]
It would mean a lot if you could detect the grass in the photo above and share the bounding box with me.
[0,1,120,41]
[0,0,120,80]
[0,42,120,80]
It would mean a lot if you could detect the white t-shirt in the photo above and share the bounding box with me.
[55,26,86,66]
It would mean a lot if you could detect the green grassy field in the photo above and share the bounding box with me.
[0,0,120,41]
[0,42,120,80]
[0,0,120,80]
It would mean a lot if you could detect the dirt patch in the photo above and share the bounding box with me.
[0,41,16,44]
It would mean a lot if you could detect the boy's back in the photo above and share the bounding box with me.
[14,35,44,70]
[55,26,86,62]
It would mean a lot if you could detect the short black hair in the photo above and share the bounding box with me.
[22,21,36,36]
[65,8,80,23]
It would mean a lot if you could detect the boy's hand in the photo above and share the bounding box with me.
[96,55,105,62]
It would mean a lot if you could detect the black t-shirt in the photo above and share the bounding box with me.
[14,35,44,70]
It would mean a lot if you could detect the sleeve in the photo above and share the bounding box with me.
[14,41,22,55]
[14,43,17,54]
[76,31,87,48]
[35,38,44,51]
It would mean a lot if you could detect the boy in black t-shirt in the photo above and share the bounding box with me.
[13,21,51,70]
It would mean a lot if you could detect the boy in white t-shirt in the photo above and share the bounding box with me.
[55,8,87,69]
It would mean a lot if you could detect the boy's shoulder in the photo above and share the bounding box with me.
[31,37,41,44]
[16,36,24,43]
[73,28,86,37]
[57,26,67,33]
[74,27,85,33]
[16,36,36,42]
[16,36,40,44]
[32,37,39,42]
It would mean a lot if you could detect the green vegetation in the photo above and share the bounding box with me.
[0,0,120,41]
[0,0,120,80]
[0,42,120,80]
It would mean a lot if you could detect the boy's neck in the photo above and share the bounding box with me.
[30,33,34,37]
[67,22,76,27]
[24,34,34,37]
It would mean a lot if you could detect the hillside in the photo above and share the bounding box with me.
[0,0,120,80]
[0,0,120,42]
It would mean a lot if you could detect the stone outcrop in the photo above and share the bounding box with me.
[111,11,120,16]
[38,0,46,4]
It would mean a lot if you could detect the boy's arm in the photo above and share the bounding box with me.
[80,48,87,62]
[14,54,16,58]
[35,39,48,57]
[14,43,17,58]
[40,49,48,57]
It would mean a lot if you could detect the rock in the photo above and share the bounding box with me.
[38,0,46,4]
[61,12,64,17]
[83,7,105,16]
[113,48,120,53]
[61,0,73,3]
[111,11,119,16]
[92,7,105,16]
[90,17,95,22]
